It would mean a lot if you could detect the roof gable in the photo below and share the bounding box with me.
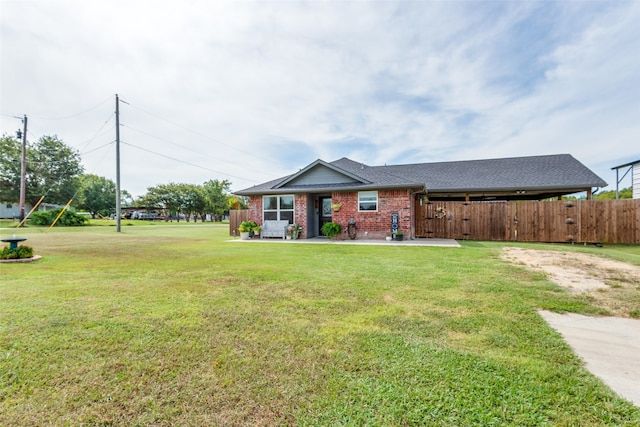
[275,159,368,189]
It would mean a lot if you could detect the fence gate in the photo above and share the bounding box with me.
[416,201,513,240]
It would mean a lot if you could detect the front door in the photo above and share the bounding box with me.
[319,197,332,236]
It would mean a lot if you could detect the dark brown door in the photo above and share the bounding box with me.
[319,197,332,235]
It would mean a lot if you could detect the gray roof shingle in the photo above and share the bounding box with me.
[235,154,607,196]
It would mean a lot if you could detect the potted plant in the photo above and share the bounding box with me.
[290,223,303,240]
[252,224,262,237]
[321,222,342,239]
[331,202,342,212]
[395,230,404,241]
[238,220,257,240]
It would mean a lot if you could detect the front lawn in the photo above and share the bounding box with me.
[1,225,638,425]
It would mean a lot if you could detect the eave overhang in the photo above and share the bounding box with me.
[236,182,426,196]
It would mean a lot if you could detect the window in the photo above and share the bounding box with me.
[358,191,378,211]
[263,195,294,223]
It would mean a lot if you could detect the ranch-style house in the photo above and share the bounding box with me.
[234,154,607,240]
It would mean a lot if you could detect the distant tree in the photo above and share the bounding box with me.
[0,135,22,202]
[203,179,231,221]
[176,183,206,221]
[76,174,116,218]
[594,187,632,200]
[121,190,135,207]
[0,134,84,206]
[142,183,182,220]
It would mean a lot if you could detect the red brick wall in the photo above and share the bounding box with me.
[250,190,412,240]
[248,194,309,239]
[332,189,412,240]
[248,196,262,223]
[294,194,308,239]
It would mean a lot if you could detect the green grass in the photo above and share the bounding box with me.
[1,225,639,425]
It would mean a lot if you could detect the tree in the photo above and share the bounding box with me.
[594,187,632,200]
[0,134,84,206]
[0,135,23,202]
[174,183,206,221]
[142,183,183,220]
[121,190,135,207]
[76,174,116,218]
[141,180,236,222]
[203,179,231,221]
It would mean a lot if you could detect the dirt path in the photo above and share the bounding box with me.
[502,247,640,317]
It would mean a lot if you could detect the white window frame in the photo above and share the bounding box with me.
[358,191,378,212]
[263,195,294,222]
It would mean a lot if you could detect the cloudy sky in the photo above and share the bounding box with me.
[1,0,639,197]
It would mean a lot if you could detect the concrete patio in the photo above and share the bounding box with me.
[228,237,461,247]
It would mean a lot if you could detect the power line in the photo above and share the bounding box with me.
[121,140,256,183]
[121,124,215,160]
[124,101,274,162]
[71,112,115,152]
[30,96,113,121]
[80,141,114,156]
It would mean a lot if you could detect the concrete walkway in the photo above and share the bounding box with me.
[539,310,640,406]
[228,237,461,247]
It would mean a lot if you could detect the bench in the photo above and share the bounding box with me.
[261,220,289,239]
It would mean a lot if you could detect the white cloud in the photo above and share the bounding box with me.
[2,0,638,196]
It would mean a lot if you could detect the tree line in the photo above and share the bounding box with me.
[0,134,245,220]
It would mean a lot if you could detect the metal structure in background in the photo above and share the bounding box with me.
[611,159,639,200]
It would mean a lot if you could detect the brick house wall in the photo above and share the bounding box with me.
[332,189,412,240]
[249,190,412,240]
[294,194,309,239]
[248,195,262,224]
[247,194,310,239]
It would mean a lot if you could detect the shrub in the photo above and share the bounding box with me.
[1,245,34,260]
[30,208,88,226]
[321,221,342,239]
[238,221,257,232]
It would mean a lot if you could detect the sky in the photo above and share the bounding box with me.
[1,0,639,198]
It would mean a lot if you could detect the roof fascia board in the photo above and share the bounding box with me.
[611,159,640,169]
[238,183,426,196]
[429,184,602,193]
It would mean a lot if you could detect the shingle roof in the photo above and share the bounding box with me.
[379,154,607,192]
[235,154,607,196]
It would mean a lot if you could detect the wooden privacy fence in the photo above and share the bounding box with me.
[229,210,248,236]
[415,199,640,244]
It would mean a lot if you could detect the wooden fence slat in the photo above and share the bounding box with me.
[415,198,640,243]
[229,210,248,236]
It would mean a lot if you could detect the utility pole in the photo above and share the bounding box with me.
[115,94,121,232]
[19,115,27,220]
